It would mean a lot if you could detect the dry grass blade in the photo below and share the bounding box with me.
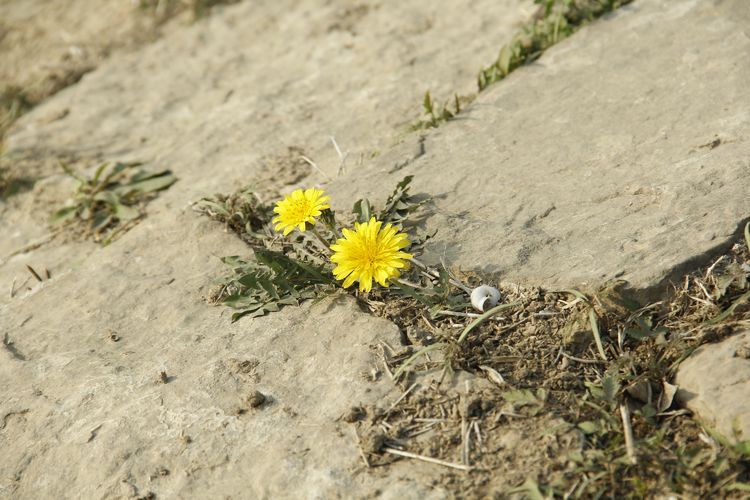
[620,403,637,465]
[383,448,471,471]
[457,301,521,344]
[588,309,607,361]
[704,290,750,325]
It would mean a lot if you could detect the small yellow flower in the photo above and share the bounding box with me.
[273,188,331,236]
[330,217,413,292]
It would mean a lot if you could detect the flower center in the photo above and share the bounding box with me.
[290,199,312,220]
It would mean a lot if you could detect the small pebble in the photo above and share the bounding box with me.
[247,390,266,408]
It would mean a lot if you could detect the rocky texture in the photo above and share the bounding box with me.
[676,329,750,443]
[0,0,189,94]
[3,0,750,496]
[328,0,750,296]
[0,0,533,497]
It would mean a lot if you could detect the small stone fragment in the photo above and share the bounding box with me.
[247,390,266,408]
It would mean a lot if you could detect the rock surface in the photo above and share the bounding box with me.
[3,0,750,497]
[328,0,750,296]
[676,329,750,443]
[1,0,532,497]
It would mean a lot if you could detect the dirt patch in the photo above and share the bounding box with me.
[353,243,750,497]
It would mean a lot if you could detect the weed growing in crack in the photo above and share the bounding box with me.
[359,242,750,496]
[0,85,32,140]
[138,0,240,23]
[197,175,750,496]
[196,176,458,321]
[413,0,634,130]
[51,161,176,245]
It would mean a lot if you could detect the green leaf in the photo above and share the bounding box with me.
[91,162,110,184]
[50,205,78,224]
[602,374,620,403]
[91,212,113,232]
[625,315,668,341]
[422,90,433,114]
[502,389,542,406]
[735,440,750,457]
[120,171,177,194]
[457,301,521,344]
[194,199,231,218]
[726,482,750,492]
[578,421,599,434]
[113,200,142,223]
[99,162,130,187]
[588,309,607,360]
[352,198,372,223]
[505,477,545,500]
[705,290,750,325]
[498,45,513,76]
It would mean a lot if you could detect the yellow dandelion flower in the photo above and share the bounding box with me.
[272,188,331,236]
[330,217,413,292]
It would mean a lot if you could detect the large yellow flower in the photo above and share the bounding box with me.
[330,217,413,292]
[272,188,330,236]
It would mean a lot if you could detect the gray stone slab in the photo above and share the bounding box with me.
[329,0,750,297]
[676,330,750,442]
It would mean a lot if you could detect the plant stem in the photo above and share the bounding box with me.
[310,226,332,254]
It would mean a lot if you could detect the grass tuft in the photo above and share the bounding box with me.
[52,161,176,244]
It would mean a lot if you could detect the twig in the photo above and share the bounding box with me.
[9,278,16,298]
[299,155,331,181]
[457,301,521,344]
[383,448,471,471]
[472,421,483,450]
[462,415,470,466]
[705,255,726,277]
[379,343,394,380]
[688,295,713,307]
[25,265,43,282]
[561,351,605,365]
[330,136,348,177]
[309,226,332,254]
[588,309,607,361]
[409,257,472,294]
[620,403,637,465]
[394,278,428,289]
[435,310,483,319]
[386,382,418,414]
[534,310,559,317]
[693,278,713,303]
[351,426,370,468]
